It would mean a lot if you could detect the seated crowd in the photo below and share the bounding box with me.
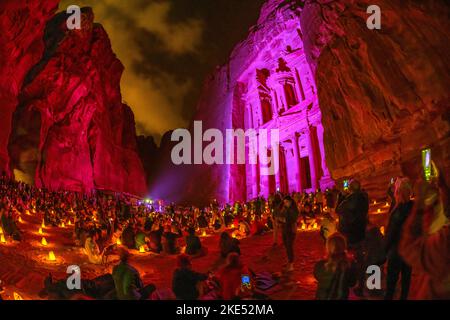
[0,163,448,300]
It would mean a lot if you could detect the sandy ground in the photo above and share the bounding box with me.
[0,203,395,300]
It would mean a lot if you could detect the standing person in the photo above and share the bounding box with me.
[384,178,413,300]
[314,233,357,300]
[399,166,449,300]
[279,196,299,272]
[270,194,282,246]
[335,179,369,296]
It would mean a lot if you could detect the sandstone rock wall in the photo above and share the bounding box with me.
[300,0,450,197]
[2,2,146,196]
[0,0,59,174]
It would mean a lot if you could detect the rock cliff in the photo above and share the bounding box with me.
[1,1,146,196]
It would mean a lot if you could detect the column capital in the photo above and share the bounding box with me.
[290,131,300,141]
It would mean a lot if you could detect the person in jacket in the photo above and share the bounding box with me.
[384,178,413,300]
[172,254,208,300]
[216,253,252,300]
[84,229,103,265]
[314,232,356,300]
[219,231,240,259]
[279,195,299,272]
[335,179,369,296]
[270,193,282,246]
[162,224,182,254]
[185,227,206,256]
[112,249,155,300]
[399,165,449,300]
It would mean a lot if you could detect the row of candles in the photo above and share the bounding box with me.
[0,209,69,261]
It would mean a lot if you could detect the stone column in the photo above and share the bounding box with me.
[291,133,303,192]
[274,143,282,192]
[245,104,253,128]
[270,89,279,118]
[316,123,329,176]
[251,162,258,198]
[316,122,334,188]
[306,126,318,191]
[245,81,263,128]
[293,68,305,102]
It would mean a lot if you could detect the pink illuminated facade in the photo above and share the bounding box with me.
[229,13,334,201]
[153,1,337,205]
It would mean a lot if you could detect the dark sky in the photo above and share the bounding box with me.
[60,0,266,142]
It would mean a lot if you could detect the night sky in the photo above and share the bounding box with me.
[59,0,266,143]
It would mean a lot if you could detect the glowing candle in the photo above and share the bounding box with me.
[301,224,306,230]
[313,223,318,229]
[116,238,122,245]
[385,202,389,207]
[18,217,23,223]
[202,231,207,237]
[377,209,381,213]
[68,220,72,226]
[41,221,45,228]
[13,292,23,300]
[0,234,6,243]
[380,226,385,236]
[373,200,377,205]
[48,251,56,261]
[38,228,43,235]
[231,224,235,228]
[41,237,48,246]
[139,245,145,253]
[61,222,65,228]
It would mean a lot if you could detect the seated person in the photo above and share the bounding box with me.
[144,217,153,232]
[3,210,21,241]
[78,227,91,248]
[236,220,250,238]
[314,233,357,300]
[134,229,149,251]
[197,213,208,232]
[85,229,103,265]
[250,216,265,236]
[185,227,207,257]
[121,223,136,249]
[219,232,240,259]
[148,223,163,253]
[301,203,314,222]
[216,253,253,300]
[213,215,225,232]
[112,249,156,300]
[162,225,182,255]
[172,254,208,300]
[266,215,274,230]
[320,212,337,242]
